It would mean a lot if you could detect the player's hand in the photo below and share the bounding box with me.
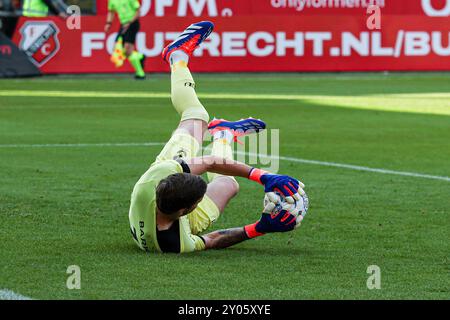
[248,168,305,203]
[264,192,309,229]
[260,174,305,203]
[255,201,298,234]
[244,191,309,238]
[104,23,111,33]
[244,199,297,238]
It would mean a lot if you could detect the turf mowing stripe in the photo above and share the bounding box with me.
[2,90,449,116]
[0,289,32,300]
[2,90,450,101]
[1,142,449,182]
[0,90,316,102]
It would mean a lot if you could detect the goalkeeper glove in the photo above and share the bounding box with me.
[244,200,298,239]
[248,168,305,203]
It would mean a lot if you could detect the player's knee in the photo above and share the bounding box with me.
[223,177,239,197]
[180,106,210,123]
[124,45,133,57]
[194,107,209,123]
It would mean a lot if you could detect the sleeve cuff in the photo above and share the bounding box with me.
[176,158,191,173]
[248,168,267,184]
[244,223,265,239]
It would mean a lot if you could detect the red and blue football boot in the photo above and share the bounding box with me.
[162,21,214,63]
[208,118,266,143]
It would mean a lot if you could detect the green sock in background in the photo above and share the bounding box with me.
[128,51,145,77]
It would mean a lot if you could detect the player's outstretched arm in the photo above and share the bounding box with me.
[186,156,251,177]
[186,156,305,202]
[202,228,249,250]
[202,202,300,250]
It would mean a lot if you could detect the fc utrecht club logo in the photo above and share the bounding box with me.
[19,21,60,67]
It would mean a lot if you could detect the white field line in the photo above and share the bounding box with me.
[0,289,32,300]
[243,151,450,182]
[0,142,449,182]
[0,142,165,148]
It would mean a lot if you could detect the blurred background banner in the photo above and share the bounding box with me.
[95,0,450,16]
[9,0,450,73]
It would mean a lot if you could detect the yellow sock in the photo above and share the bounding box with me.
[170,61,209,123]
[207,137,237,185]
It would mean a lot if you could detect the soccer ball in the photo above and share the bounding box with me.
[263,191,309,228]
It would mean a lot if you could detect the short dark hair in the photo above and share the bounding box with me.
[156,173,207,215]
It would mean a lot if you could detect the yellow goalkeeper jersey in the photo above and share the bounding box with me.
[128,132,220,254]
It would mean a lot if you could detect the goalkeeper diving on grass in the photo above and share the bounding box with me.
[129,21,309,253]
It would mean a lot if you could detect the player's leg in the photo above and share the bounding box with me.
[187,118,266,233]
[153,61,207,162]
[162,21,214,145]
[170,60,208,146]
[186,134,239,234]
[205,129,236,183]
[154,22,214,163]
[206,118,266,183]
[124,42,133,56]
[205,176,239,213]
[123,20,145,79]
[205,126,239,204]
[125,42,145,78]
[187,176,239,236]
[197,118,266,217]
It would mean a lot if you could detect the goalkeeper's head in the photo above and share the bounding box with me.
[156,173,207,218]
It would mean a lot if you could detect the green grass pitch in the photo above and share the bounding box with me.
[0,73,449,300]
